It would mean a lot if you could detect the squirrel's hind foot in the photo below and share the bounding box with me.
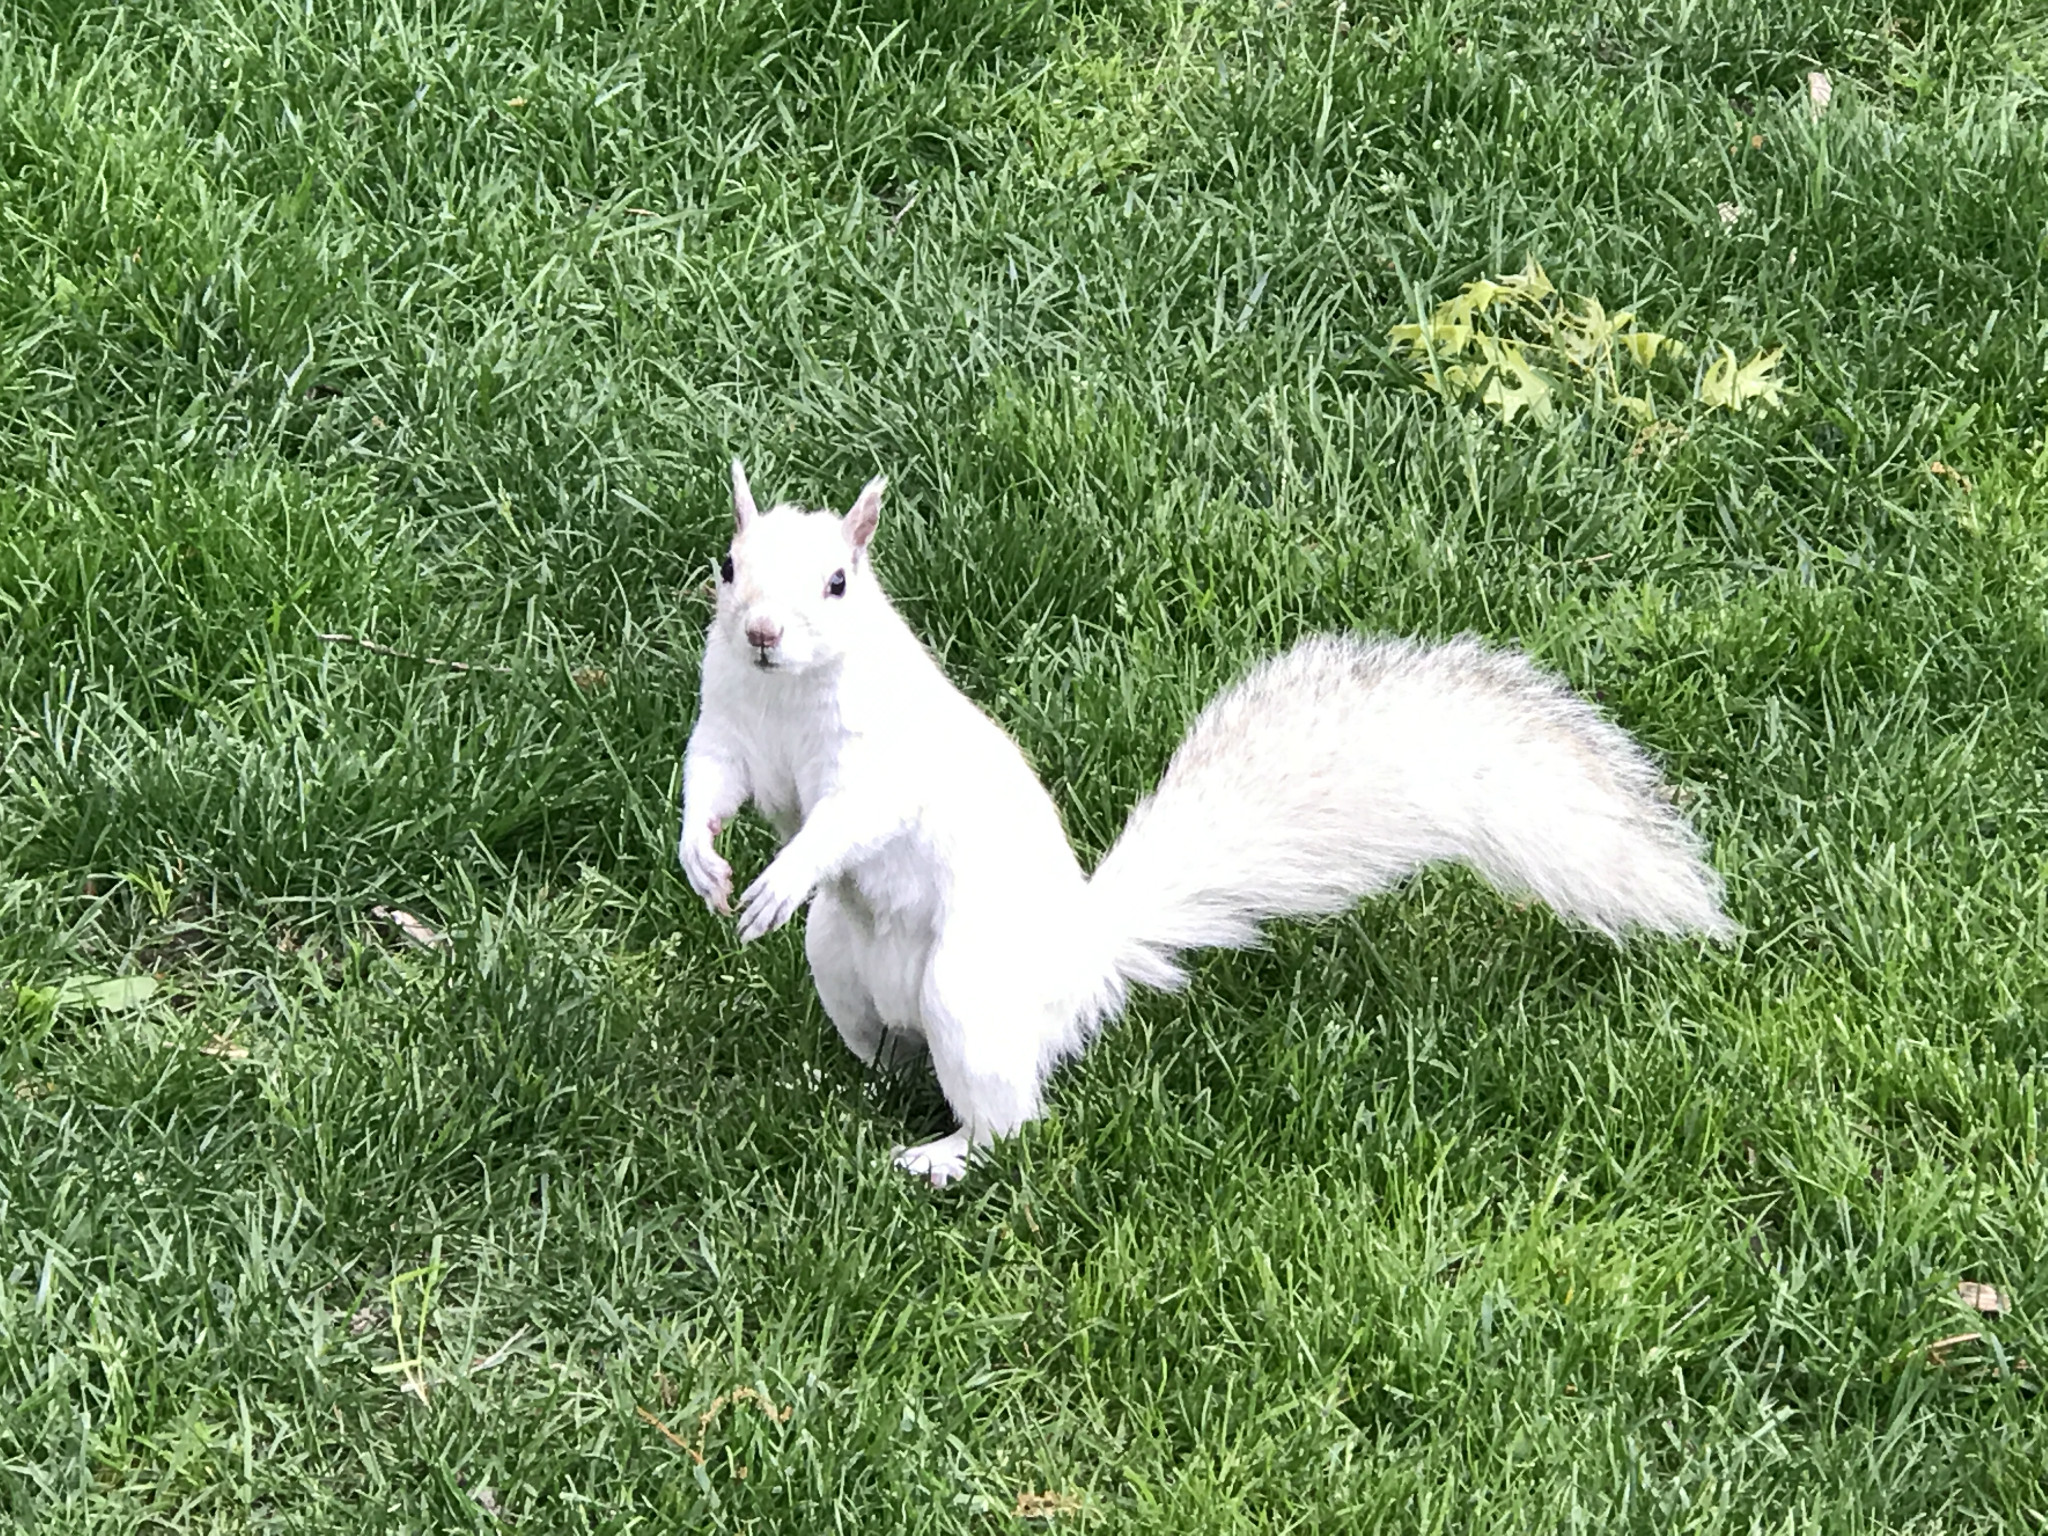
[892,1130,976,1188]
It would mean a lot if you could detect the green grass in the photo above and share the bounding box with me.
[4,0,2047,1527]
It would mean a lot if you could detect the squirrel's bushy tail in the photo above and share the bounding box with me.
[1076,634,1733,1017]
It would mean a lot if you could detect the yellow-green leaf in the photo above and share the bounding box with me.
[1697,346,1787,412]
[1479,340,1555,425]
[1390,319,1474,357]
[1620,330,1682,367]
[51,974,159,1011]
[1499,257,1554,301]
[1388,261,1762,428]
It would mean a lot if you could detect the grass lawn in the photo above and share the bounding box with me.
[4,0,2048,1527]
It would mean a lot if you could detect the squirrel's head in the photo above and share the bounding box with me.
[713,458,887,675]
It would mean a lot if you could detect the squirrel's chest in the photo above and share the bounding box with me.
[744,723,842,834]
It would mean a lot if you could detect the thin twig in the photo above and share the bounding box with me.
[469,1324,533,1374]
[1928,1331,1982,1364]
[315,632,513,675]
[636,1405,703,1463]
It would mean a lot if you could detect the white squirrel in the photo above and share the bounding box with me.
[680,461,1735,1186]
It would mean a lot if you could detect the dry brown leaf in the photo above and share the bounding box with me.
[1630,419,1689,463]
[199,1033,250,1060]
[1958,1280,2011,1315]
[1927,460,1975,492]
[372,905,450,950]
[571,666,611,692]
[1015,1490,1087,1520]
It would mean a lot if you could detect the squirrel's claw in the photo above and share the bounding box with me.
[736,860,811,942]
[679,826,733,914]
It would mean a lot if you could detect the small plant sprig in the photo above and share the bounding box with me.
[1390,259,1786,426]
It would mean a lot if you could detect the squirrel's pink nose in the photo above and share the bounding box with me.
[746,620,782,650]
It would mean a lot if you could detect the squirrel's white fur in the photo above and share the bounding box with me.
[681,462,1734,1186]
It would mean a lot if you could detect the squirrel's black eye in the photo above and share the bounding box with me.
[719,555,734,584]
[826,569,847,598]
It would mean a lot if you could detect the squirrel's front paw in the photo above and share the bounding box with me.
[736,857,812,943]
[679,822,733,914]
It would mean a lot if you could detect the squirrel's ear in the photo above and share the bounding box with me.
[845,474,887,557]
[730,457,758,531]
